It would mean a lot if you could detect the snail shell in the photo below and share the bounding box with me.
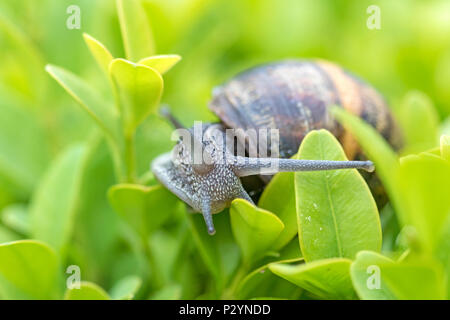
[209,60,402,161]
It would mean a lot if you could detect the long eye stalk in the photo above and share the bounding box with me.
[232,156,374,177]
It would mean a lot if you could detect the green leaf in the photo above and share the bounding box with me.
[107,248,148,294]
[441,134,450,160]
[258,172,297,250]
[351,251,446,300]
[189,211,240,292]
[29,145,86,252]
[230,199,284,266]
[116,0,155,61]
[295,129,381,261]
[380,204,401,253]
[138,55,182,74]
[64,281,110,300]
[330,107,406,225]
[1,203,29,235]
[0,16,47,103]
[135,115,174,176]
[83,33,114,75]
[0,240,60,299]
[381,258,447,300]
[397,91,439,154]
[435,216,450,298]
[108,183,178,240]
[109,275,141,300]
[0,225,20,243]
[441,116,450,136]
[398,153,450,251]
[171,234,206,299]
[71,134,121,281]
[109,58,163,135]
[45,65,124,181]
[269,258,356,300]
[45,64,120,143]
[0,91,51,198]
[258,235,304,268]
[0,180,15,209]
[350,251,397,300]
[149,284,182,300]
[148,229,184,288]
[236,238,303,299]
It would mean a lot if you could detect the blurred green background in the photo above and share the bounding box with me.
[0,0,449,299]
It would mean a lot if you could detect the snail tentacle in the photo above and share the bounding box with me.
[231,156,374,177]
[201,198,216,235]
[237,188,255,205]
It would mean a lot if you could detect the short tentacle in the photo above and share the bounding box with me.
[201,198,216,235]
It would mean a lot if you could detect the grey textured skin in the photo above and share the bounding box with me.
[232,156,374,176]
[151,124,374,235]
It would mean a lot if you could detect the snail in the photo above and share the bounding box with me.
[152,60,401,235]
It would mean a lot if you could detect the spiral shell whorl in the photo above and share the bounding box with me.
[209,59,402,161]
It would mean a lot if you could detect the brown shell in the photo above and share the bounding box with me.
[209,60,402,160]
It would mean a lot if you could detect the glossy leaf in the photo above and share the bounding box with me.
[109,275,142,300]
[83,33,114,75]
[108,183,178,239]
[230,199,284,266]
[45,64,120,142]
[258,172,297,250]
[116,0,155,61]
[29,145,86,252]
[64,281,110,300]
[295,129,381,261]
[109,59,163,135]
[350,251,397,300]
[138,55,182,74]
[0,240,59,299]
[269,258,356,300]
[330,107,406,225]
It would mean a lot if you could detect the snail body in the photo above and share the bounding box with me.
[152,59,400,235]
